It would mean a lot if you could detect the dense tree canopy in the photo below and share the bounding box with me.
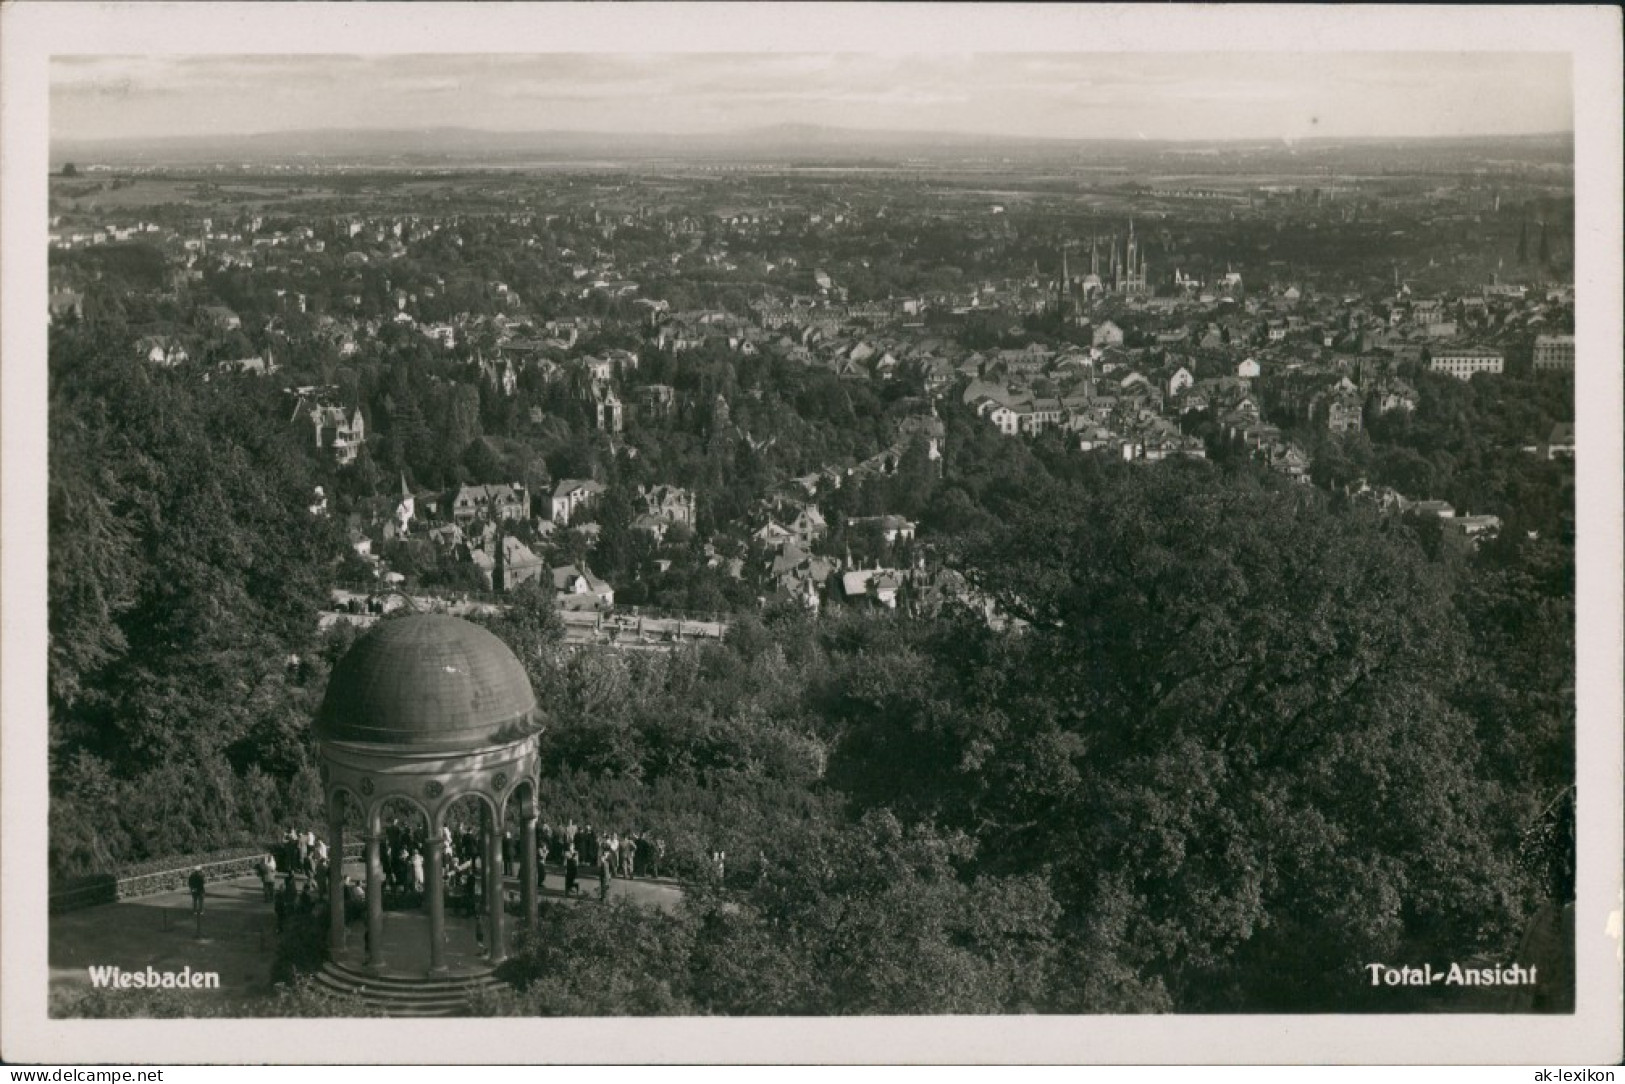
[49,326,341,874]
[49,313,1569,1010]
[801,462,1544,1009]
[45,180,1573,1015]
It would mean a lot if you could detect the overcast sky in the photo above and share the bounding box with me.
[52,53,1573,143]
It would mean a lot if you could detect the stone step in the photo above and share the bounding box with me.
[324,961,501,990]
[316,969,501,997]
[311,990,473,1016]
[312,986,487,1012]
[311,988,500,1015]
[315,961,508,1016]
[320,969,504,995]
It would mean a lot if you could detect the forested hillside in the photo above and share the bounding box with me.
[48,316,1572,1012]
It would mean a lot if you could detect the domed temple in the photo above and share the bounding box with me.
[315,613,544,983]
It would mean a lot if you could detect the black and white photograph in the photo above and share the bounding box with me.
[2,2,1620,1066]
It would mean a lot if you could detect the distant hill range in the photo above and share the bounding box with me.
[50,124,1575,169]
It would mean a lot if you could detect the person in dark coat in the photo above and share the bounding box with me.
[501,829,515,877]
[344,878,365,923]
[187,867,206,915]
[394,846,411,896]
[580,825,597,867]
[564,849,580,896]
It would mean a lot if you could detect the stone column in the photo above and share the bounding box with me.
[483,802,507,965]
[425,815,447,973]
[520,812,539,931]
[327,795,346,957]
[364,808,385,971]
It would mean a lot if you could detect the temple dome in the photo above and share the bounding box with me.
[317,613,537,751]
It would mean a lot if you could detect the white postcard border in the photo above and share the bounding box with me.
[3,2,1619,1065]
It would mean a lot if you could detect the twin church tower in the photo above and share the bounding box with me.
[1058,220,1151,315]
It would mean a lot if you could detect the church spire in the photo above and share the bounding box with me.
[1057,243,1070,321]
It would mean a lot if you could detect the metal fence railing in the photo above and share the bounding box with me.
[50,842,367,915]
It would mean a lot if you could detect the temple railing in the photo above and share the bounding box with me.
[50,842,366,914]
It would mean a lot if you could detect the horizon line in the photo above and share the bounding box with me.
[53,123,1579,148]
